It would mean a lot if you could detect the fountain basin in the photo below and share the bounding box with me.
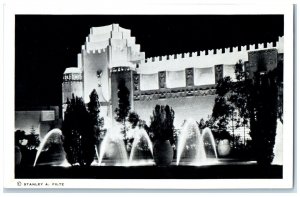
[153,140,173,166]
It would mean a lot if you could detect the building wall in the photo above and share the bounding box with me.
[15,110,60,139]
[135,64,236,93]
[194,67,215,85]
[134,95,216,128]
[138,49,248,74]
[248,49,278,79]
[140,73,159,90]
[61,24,284,131]
[82,50,110,102]
[62,81,83,104]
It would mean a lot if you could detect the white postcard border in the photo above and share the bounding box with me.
[2,2,294,189]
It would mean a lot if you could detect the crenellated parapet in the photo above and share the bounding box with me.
[85,47,108,54]
[138,37,283,75]
[143,37,282,64]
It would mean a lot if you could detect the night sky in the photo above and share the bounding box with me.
[15,15,283,109]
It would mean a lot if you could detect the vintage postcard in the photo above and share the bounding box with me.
[2,2,294,189]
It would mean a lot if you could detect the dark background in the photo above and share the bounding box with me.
[15,15,284,109]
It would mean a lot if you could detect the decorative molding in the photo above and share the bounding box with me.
[214,64,223,84]
[158,71,166,88]
[63,73,83,82]
[133,73,140,91]
[133,85,216,101]
[248,49,278,78]
[111,66,131,73]
[185,68,194,86]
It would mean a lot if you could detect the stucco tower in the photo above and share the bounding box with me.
[63,24,145,127]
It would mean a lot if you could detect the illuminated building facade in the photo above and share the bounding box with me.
[62,24,284,132]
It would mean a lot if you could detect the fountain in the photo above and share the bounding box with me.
[32,120,218,167]
[98,128,128,166]
[33,125,154,167]
[201,128,218,159]
[176,119,218,166]
[33,128,66,167]
[128,128,154,165]
[272,119,283,165]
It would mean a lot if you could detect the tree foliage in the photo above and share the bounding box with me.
[128,112,140,128]
[26,130,40,150]
[15,129,40,166]
[87,89,105,146]
[115,79,130,123]
[62,95,95,166]
[87,89,104,128]
[15,130,26,147]
[212,76,242,147]
[15,129,40,150]
[149,105,175,145]
[213,61,250,125]
[248,68,279,165]
[115,79,131,138]
[211,59,281,165]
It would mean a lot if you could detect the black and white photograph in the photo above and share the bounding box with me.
[2,2,295,190]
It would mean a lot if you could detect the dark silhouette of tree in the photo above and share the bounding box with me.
[276,60,284,123]
[212,76,240,147]
[212,59,281,165]
[249,66,279,165]
[15,129,40,166]
[115,79,131,139]
[87,89,104,147]
[198,118,206,130]
[198,117,233,144]
[62,95,95,166]
[128,112,140,128]
[88,89,104,129]
[15,130,26,147]
[25,130,40,150]
[149,105,175,145]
